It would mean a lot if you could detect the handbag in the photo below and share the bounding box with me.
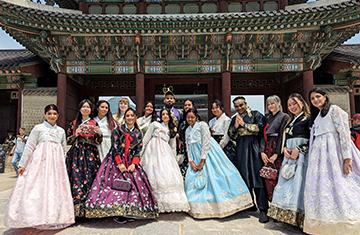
[176,153,185,165]
[260,164,278,180]
[194,171,207,190]
[281,159,297,180]
[111,173,132,192]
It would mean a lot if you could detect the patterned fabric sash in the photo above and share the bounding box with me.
[123,133,133,168]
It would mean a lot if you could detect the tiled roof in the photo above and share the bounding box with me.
[0,50,44,71]
[327,44,360,65]
[54,0,78,10]
[22,87,57,96]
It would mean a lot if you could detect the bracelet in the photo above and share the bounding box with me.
[243,123,246,128]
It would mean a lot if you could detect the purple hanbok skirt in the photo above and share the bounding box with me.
[84,153,158,219]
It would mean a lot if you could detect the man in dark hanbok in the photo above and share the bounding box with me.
[158,86,182,128]
[228,96,269,223]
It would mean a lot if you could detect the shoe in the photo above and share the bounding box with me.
[113,217,128,224]
[245,205,258,212]
[259,211,269,223]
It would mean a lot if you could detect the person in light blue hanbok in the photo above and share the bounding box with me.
[184,108,253,219]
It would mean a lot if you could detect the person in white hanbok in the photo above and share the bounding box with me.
[137,101,158,135]
[303,88,360,234]
[94,100,117,161]
[113,98,130,125]
[5,104,74,230]
[140,109,190,213]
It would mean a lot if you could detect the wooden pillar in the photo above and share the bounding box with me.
[16,83,24,133]
[57,73,67,129]
[136,73,145,117]
[303,70,313,104]
[348,79,356,116]
[222,72,231,116]
[219,0,227,13]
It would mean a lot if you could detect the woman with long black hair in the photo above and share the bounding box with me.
[94,100,117,161]
[140,108,189,213]
[304,87,360,234]
[66,99,102,217]
[137,100,158,135]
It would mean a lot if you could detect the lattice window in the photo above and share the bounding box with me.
[202,3,217,13]
[264,1,278,11]
[246,2,260,12]
[106,5,120,14]
[184,4,199,14]
[147,5,162,14]
[123,5,137,14]
[165,4,180,14]
[228,3,242,12]
[88,5,102,14]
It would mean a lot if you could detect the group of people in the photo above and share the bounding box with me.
[4,87,360,234]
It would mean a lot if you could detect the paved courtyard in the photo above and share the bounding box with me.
[0,172,305,235]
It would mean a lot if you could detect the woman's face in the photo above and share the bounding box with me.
[287,98,303,116]
[97,102,109,117]
[144,103,154,116]
[161,110,170,124]
[267,101,279,114]
[44,109,59,126]
[119,101,129,112]
[80,102,91,117]
[310,92,327,110]
[125,110,136,126]
[211,103,223,118]
[184,100,194,112]
[186,112,198,127]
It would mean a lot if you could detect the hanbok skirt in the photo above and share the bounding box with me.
[140,137,190,213]
[263,136,283,201]
[304,133,360,234]
[5,141,74,230]
[185,138,253,219]
[84,153,158,219]
[96,136,111,162]
[66,142,101,217]
[267,137,308,228]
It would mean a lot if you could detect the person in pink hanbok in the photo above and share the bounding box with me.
[4,104,74,230]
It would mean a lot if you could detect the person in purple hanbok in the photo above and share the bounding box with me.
[304,87,360,234]
[84,108,158,224]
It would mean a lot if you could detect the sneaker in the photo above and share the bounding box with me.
[259,211,269,223]
[113,217,128,224]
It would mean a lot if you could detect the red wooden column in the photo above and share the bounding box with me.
[16,83,24,132]
[222,72,231,116]
[57,73,67,129]
[303,70,314,105]
[348,79,356,116]
[136,73,145,117]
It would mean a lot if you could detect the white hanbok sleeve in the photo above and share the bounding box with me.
[61,128,67,157]
[18,126,39,168]
[169,137,177,157]
[330,105,352,160]
[219,119,231,149]
[140,122,155,156]
[200,122,210,160]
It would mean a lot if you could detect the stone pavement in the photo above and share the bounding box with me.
[0,172,305,235]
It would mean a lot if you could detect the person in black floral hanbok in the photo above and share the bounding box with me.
[85,108,158,224]
[178,99,196,179]
[66,99,102,217]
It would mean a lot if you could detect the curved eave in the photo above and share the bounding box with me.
[54,0,78,10]
[0,0,360,35]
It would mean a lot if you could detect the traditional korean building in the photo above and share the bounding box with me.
[1,0,360,139]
